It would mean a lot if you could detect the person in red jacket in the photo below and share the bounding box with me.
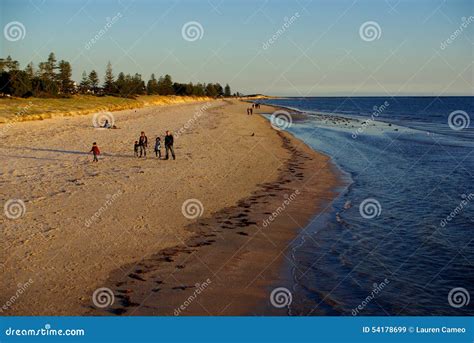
[90,142,100,162]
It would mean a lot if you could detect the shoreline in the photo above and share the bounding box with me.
[89,101,341,316]
[1,99,341,315]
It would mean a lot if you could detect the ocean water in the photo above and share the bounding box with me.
[259,97,474,316]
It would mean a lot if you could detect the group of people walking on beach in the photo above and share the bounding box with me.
[133,130,175,160]
[246,103,260,115]
[90,101,261,162]
[90,130,175,162]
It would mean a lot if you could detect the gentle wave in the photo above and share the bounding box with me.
[259,97,474,316]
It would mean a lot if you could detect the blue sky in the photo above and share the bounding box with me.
[1,0,472,96]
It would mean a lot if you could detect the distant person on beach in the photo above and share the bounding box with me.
[154,136,162,158]
[103,119,111,129]
[250,107,253,115]
[164,131,175,160]
[90,142,100,162]
[138,131,148,158]
[134,140,139,157]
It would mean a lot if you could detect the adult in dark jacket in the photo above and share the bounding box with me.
[138,131,148,157]
[164,130,175,160]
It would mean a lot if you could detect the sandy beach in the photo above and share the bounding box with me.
[1,99,339,315]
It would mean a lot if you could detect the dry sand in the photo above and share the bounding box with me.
[0,99,339,315]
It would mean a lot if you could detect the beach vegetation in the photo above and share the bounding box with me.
[0,53,234,99]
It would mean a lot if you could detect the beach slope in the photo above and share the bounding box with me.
[0,99,338,315]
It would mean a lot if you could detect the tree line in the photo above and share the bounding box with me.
[0,53,233,98]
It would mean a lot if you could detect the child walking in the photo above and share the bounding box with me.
[90,142,100,162]
[134,140,139,157]
[154,136,161,158]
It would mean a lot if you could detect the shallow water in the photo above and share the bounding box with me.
[260,97,474,316]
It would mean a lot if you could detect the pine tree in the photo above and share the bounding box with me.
[146,73,159,94]
[58,60,74,94]
[185,82,194,96]
[193,83,205,96]
[103,61,115,94]
[214,83,223,96]
[9,71,32,97]
[133,73,146,95]
[25,62,35,78]
[45,52,57,82]
[115,72,126,96]
[88,70,99,94]
[79,71,90,93]
[205,83,218,97]
[0,52,232,99]
[157,74,174,95]
[3,56,19,71]
[37,53,58,95]
[224,84,231,97]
